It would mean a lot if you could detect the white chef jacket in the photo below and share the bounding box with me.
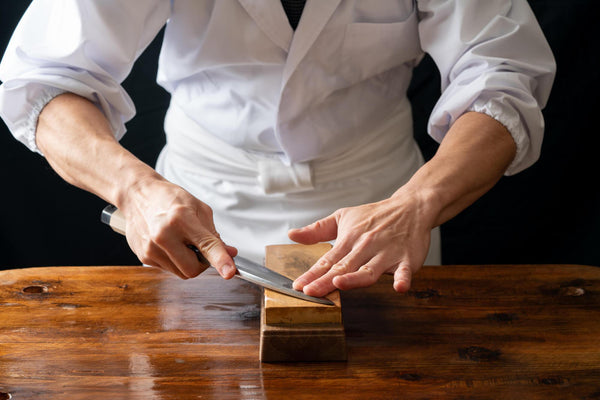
[0,0,555,263]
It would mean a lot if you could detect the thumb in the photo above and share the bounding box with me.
[288,214,338,245]
[196,236,237,280]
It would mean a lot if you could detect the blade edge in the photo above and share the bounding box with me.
[235,269,335,306]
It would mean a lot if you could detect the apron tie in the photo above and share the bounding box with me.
[257,159,313,194]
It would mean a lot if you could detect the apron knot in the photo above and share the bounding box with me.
[257,159,313,194]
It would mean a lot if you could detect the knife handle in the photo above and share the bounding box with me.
[100,204,211,267]
[101,204,126,235]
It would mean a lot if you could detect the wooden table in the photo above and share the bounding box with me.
[1,264,599,399]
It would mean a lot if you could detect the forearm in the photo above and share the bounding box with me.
[36,92,161,209]
[36,92,236,279]
[400,111,517,228]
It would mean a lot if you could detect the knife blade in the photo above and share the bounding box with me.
[101,205,334,306]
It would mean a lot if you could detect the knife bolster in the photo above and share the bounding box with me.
[101,204,126,235]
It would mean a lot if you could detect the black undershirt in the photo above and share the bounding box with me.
[281,0,307,30]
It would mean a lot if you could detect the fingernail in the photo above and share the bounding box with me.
[303,283,318,297]
[222,264,236,279]
[393,280,410,293]
[292,279,304,291]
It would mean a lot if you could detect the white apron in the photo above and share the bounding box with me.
[156,100,441,266]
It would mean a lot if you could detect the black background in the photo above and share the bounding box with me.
[1,1,598,269]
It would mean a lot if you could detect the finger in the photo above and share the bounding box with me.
[153,234,210,278]
[141,254,190,280]
[194,235,237,280]
[292,243,351,290]
[332,258,386,291]
[292,258,334,291]
[128,234,190,280]
[393,262,413,293]
[301,248,369,297]
[225,245,239,258]
[157,262,190,280]
[288,214,338,245]
[150,221,211,278]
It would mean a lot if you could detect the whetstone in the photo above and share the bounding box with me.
[260,243,347,362]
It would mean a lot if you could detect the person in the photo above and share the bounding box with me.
[0,1,555,297]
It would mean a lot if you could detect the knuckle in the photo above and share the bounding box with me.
[336,207,349,216]
[332,240,352,254]
[138,240,165,265]
[148,217,179,245]
[196,236,221,254]
[360,231,378,247]
[176,272,190,280]
[165,264,189,280]
[394,263,413,281]
[331,262,349,274]
[359,265,378,284]
[397,263,412,274]
[140,240,156,258]
[138,254,154,266]
[311,220,323,230]
[181,267,202,279]
[195,202,214,220]
[195,239,228,266]
[359,264,374,276]
[162,202,210,231]
[149,228,170,246]
[315,258,332,270]
[166,203,188,220]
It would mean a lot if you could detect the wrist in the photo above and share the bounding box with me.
[111,153,164,211]
[390,181,444,230]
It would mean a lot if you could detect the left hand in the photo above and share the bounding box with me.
[289,187,436,297]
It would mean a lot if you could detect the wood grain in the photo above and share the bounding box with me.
[263,243,340,324]
[260,243,346,362]
[0,264,599,399]
[260,303,347,362]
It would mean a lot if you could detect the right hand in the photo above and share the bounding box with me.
[35,92,236,279]
[118,176,238,280]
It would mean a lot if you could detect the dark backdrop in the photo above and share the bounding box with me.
[1,1,598,269]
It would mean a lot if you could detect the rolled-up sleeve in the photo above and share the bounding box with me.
[417,0,556,175]
[0,0,170,154]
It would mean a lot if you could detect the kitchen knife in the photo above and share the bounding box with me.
[100,205,334,306]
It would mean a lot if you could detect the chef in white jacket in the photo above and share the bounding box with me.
[0,0,555,297]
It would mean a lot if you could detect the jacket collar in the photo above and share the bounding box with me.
[238,0,341,85]
[237,0,293,52]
